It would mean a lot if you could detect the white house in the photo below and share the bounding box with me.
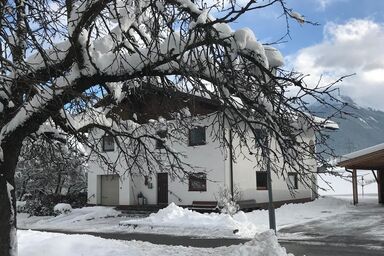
[87,89,322,209]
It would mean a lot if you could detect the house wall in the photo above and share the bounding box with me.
[130,115,229,206]
[87,114,230,206]
[231,127,316,204]
[87,113,317,206]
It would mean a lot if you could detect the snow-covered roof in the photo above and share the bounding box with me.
[340,143,384,161]
[312,116,339,130]
[337,142,384,170]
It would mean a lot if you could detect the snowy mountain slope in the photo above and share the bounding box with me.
[309,95,384,156]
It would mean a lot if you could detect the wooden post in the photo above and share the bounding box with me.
[378,170,384,204]
[352,169,358,205]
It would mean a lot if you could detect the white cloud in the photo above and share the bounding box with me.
[315,0,348,11]
[287,19,384,110]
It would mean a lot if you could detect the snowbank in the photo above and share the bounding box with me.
[48,206,120,222]
[18,206,123,232]
[120,197,351,238]
[120,203,239,232]
[18,230,293,256]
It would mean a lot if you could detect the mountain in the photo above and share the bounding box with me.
[309,95,384,156]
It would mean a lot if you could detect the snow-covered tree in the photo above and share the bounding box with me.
[16,137,86,200]
[0,0,344,255]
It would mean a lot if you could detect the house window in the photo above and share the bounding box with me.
[188,173,207,191]
[156,130,167,149]
[189,126,206,146]
[102,135,114,152]
[288,173,298,189]
[309,140,315,155]
[255,129,268,146]
[256,171,268,190]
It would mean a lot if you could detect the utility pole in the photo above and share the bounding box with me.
[266,135,276,233]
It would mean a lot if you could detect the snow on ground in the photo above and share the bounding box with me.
[18,229,293,256]
[18,206,130,232]
[120,197,352,238]
[19,197,353,239]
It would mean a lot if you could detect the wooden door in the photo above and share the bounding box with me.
[101,175,119,205]
[157,173,168,204]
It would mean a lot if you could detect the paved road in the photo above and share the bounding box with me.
[21,228,384,256]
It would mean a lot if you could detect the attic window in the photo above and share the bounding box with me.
[255,129,268,146]
[189,126,206,146]
[156,130,167,149]
[309,140,315,155]
[102,135,115,152]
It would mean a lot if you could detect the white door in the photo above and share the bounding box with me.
[101,175,119,205]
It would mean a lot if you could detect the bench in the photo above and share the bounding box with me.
[238,199,257,211]
[190,201,218,212]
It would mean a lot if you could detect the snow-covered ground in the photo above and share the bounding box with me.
[18,206,130,233]
[18,229,293,256]
[19,197,353,239]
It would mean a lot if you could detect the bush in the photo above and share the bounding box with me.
[25,192,87,216]
[216,186,242,216]
[25,198,54,216]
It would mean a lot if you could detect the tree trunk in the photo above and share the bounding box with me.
[0,139,23,256]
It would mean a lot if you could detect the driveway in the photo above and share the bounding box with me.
[279,200,384,255]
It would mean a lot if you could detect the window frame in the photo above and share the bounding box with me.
[287,172,298,190]
[256,171,268,190]
[188,126,206,146]
[188,172,207,192]
[102,135,115,152]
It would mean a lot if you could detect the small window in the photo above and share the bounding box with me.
[309,140,315,155]
[189,126,206,146]
[102,136,114,152]
[256,171,268,190]
[188,172,207,191]
[288,173,298,189]
[156,130,167,149]
[255,129,268,146]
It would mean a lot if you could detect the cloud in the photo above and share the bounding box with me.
[315,0,348,11]
[287,19,384,110]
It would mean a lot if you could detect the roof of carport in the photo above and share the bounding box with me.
[337,143,384,170]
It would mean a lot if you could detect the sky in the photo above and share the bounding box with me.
[229,0,384,110]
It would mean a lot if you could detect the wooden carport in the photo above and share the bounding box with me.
[337,143,384,205]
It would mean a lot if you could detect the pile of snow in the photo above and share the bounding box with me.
[56,206,119,220]
[18,206,122,231]
[120,203,238,232]
[120,197,351,238]
[53,203,72,216]
[235,230,293,256]
[18,230,293,256]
